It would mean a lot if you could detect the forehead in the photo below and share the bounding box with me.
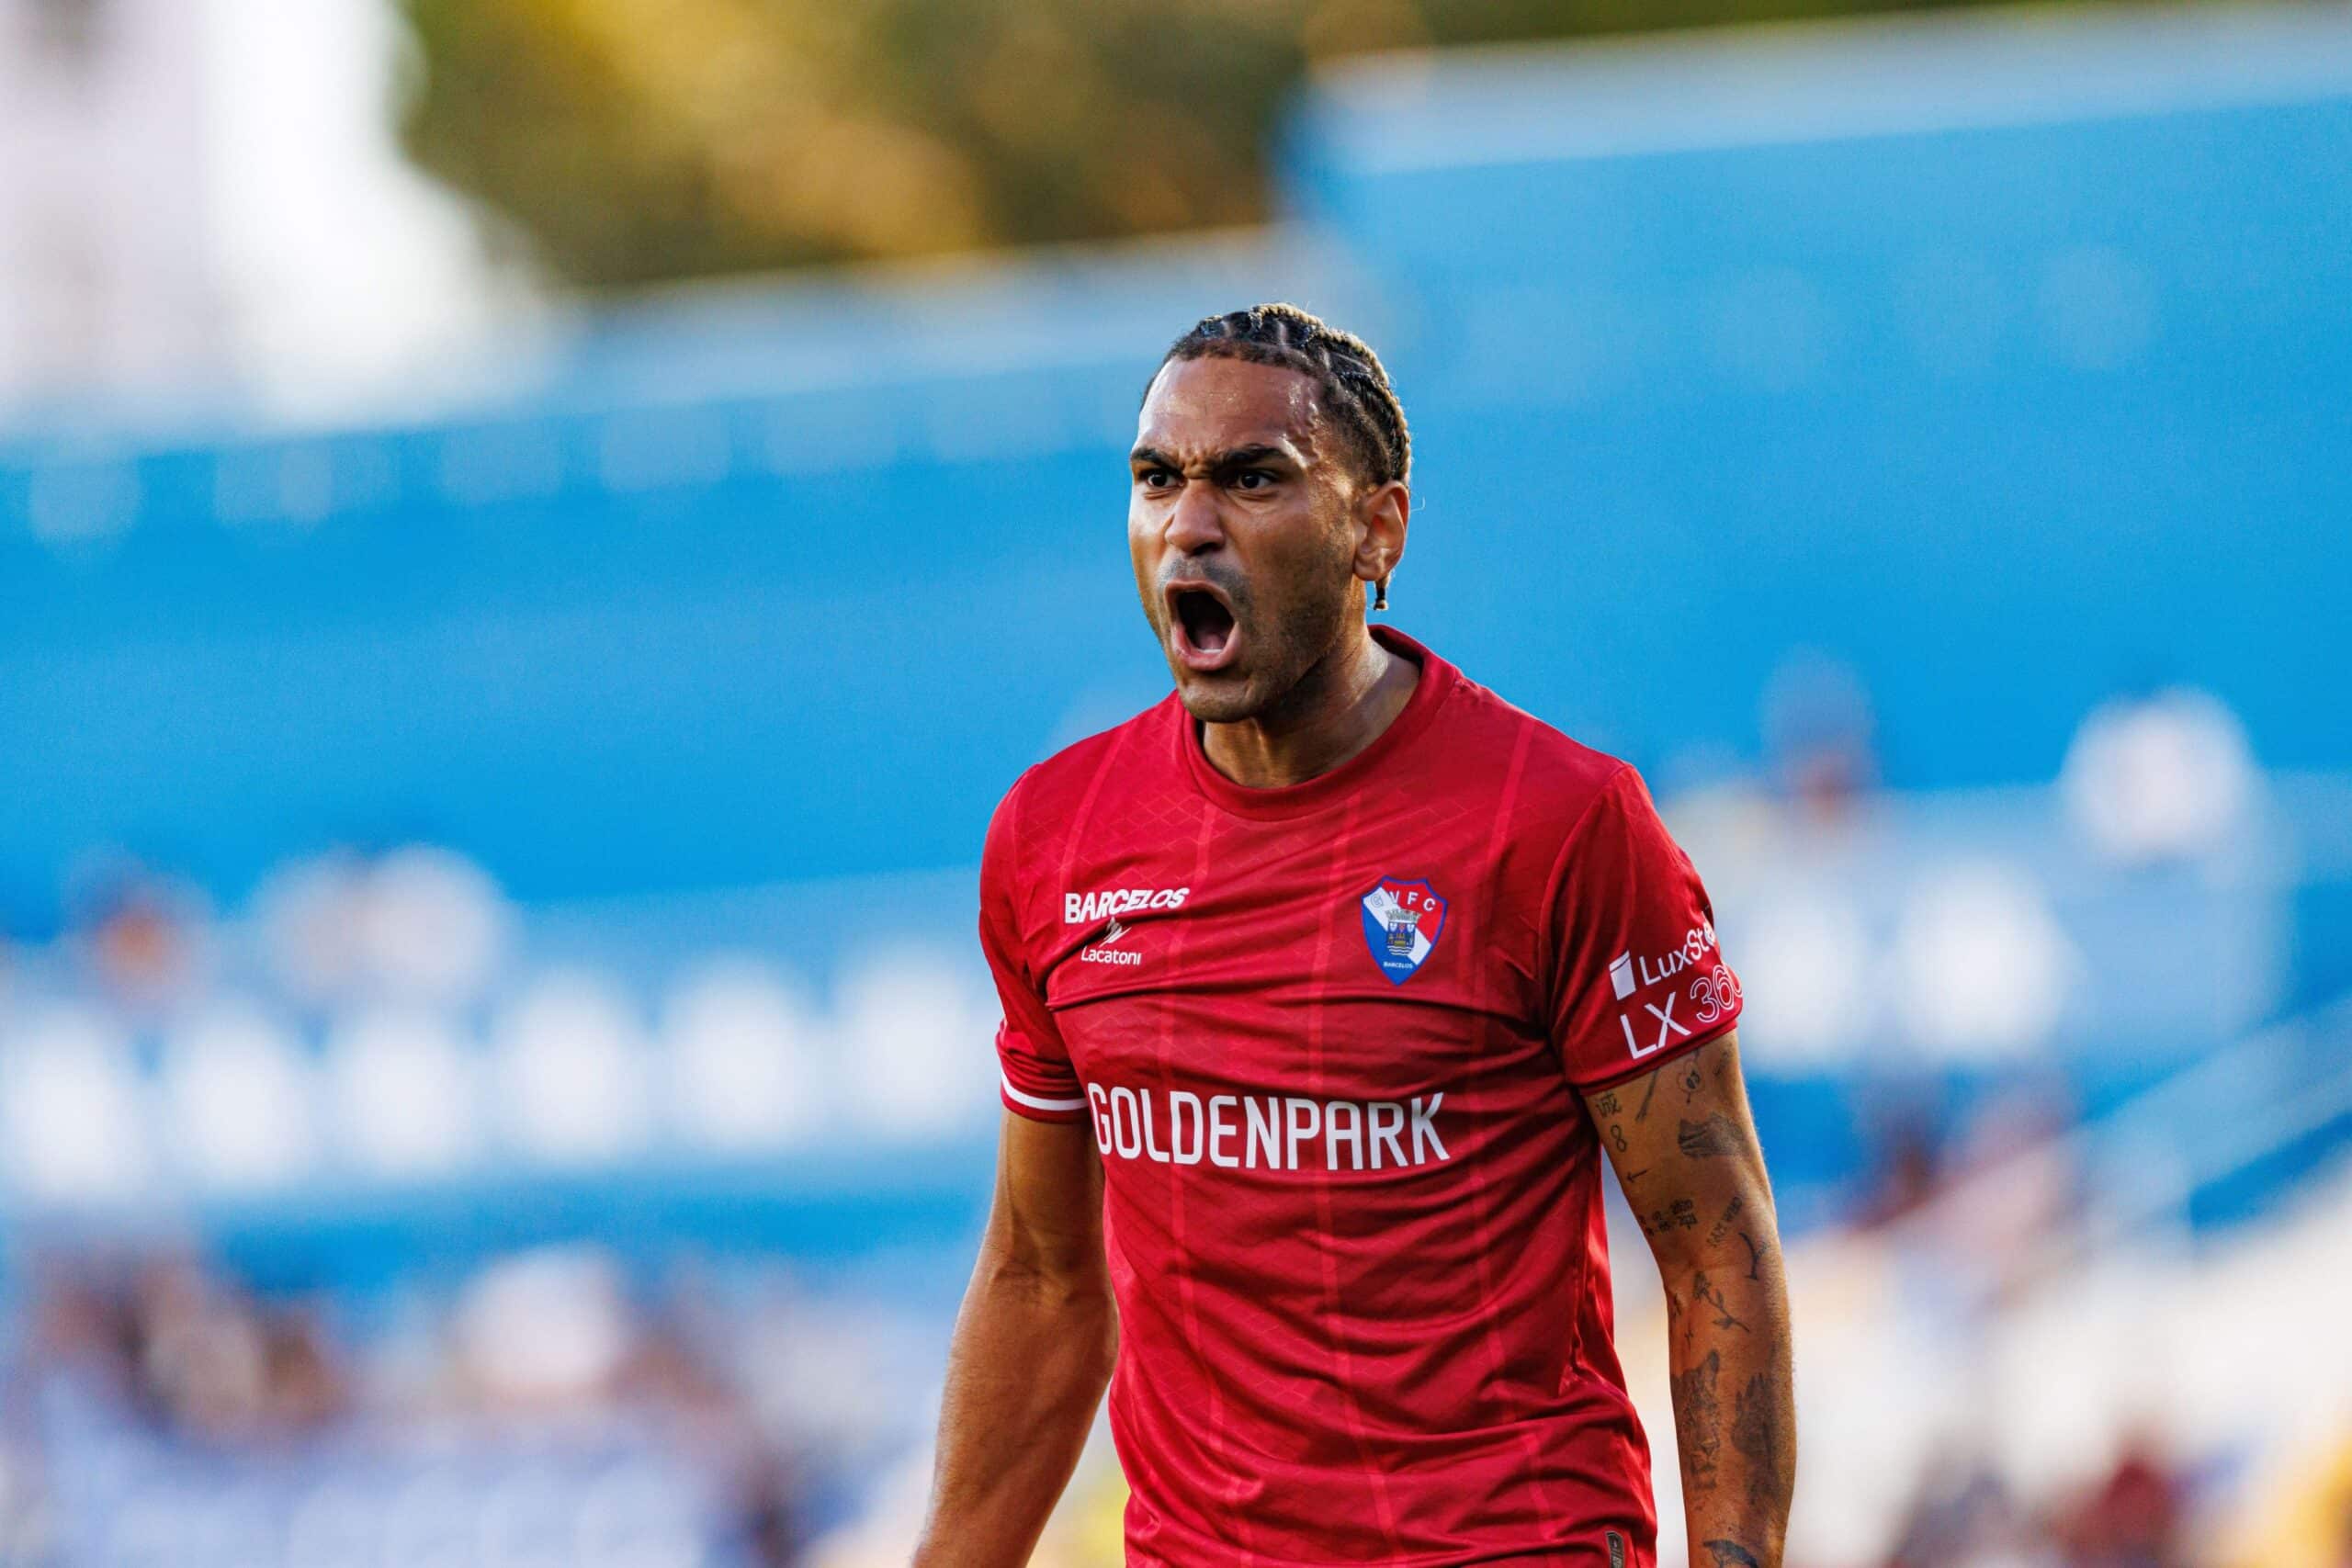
[1135,355,1323,462]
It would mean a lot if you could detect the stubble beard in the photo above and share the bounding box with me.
[1171,573,1356,728]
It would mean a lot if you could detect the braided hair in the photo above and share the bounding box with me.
[1155,303,1411,495]
[1153,304,1411,610]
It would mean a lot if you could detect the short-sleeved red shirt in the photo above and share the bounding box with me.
[980,626,1742,1567]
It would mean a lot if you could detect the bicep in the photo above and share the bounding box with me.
[1581,1031,1774,1272]
[985,1109,1108,1282]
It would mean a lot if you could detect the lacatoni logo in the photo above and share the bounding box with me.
[1086,1082,1451,1172]
[1608,916,1721,999]
[1066,886,1189,923]
[1081,918,1142,967]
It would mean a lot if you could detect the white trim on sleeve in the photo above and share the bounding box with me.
[1001,1072,1087,1112]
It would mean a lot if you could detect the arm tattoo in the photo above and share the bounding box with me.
[1702,1541,1760,1568]
[1641,1198,1698,1237]
[1634,1066,1661,1124]
[1678,1113,1741,1158]
[1595,1089,1622,1118]
[1705,1194,1746,1248]
[1668,1349,1723,1493]
[1681,1059,1705,1102]
[1737,1231,1764,1281]
[1732,1370,1786,1510]
[1692,1271,1749,1335]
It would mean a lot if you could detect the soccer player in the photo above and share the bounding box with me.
[916,304,1793,1567]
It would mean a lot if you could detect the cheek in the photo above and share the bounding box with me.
[1229,513,1335,630]
[1129,513,1164,618]
[1259,503,1354,582]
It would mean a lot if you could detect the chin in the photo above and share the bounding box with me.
[1171,670,1265,726]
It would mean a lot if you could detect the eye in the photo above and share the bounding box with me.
[1139,468,1178,490]
[1233,469,1274,491]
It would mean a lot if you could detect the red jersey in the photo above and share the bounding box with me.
[980,626,1743,1567]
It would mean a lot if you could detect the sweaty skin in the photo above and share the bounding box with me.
[1126,355,1412,786]
[1588,1032,1795,1568]
[915,1111,1113,1568]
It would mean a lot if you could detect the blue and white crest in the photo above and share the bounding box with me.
[1360,878,1448,984]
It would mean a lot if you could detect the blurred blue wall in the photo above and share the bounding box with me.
[3,6,2348,928]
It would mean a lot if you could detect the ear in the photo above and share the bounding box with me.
[1351,479,1409,601]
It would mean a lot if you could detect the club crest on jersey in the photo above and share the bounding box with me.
[1360,878,1447,985]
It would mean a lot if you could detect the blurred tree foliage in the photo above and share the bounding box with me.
[396,0,2001,288]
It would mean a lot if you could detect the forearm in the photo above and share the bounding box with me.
[1661,1239,1793,1568]
[914,1247,1118,1567]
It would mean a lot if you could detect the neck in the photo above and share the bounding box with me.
[1200,627,1419,790]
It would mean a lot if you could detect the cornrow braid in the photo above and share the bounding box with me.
[1155,302,1411,493]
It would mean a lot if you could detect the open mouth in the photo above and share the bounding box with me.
[1165,581,1241,671]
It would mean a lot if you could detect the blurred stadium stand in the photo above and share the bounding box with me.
[3,4,2352,1563]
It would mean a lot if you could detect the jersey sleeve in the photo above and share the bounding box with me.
[1545,764,1744,1091]
[979,773,1087,1122]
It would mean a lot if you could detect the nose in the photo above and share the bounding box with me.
[1164,477,1226,556]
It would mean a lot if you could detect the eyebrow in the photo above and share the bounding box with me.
[1128,443,1296,471]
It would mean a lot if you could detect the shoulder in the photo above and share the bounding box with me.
[983,694,1180,875]
[1447,684,1699,909]
[1438,670,1635,840]
[1001,694,1177,824]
